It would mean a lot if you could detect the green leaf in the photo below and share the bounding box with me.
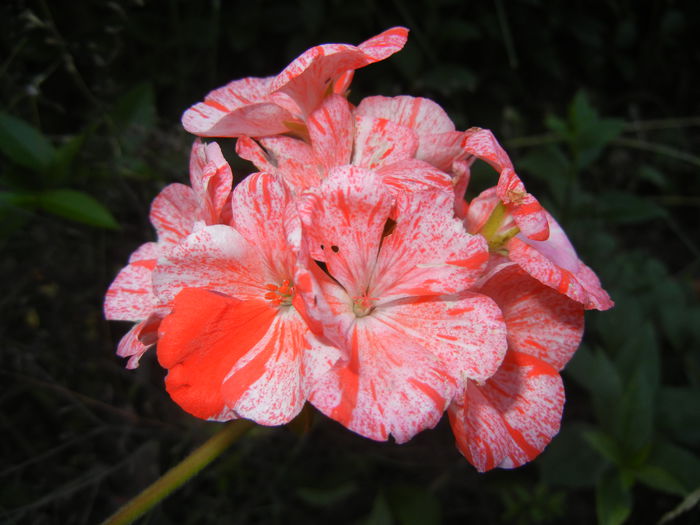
[36,189,120,230]
[583,429,623,465]
[614,367,655,459]
[110,83,156,155]
[387,485,441,525]
[642,440,700,496]
[596,468,632,525]
[0,112,56,173]
[50,133,87,183]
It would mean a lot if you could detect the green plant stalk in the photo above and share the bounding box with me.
[101,420,254,525]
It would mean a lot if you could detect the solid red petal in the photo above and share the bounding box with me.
[157,288,277,420]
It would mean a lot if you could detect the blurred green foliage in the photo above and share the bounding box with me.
[1,0,699,524]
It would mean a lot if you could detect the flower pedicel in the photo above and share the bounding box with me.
[105,27,612,471]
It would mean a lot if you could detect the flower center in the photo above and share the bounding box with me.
[352,292,377,318]
[264,280,294,307]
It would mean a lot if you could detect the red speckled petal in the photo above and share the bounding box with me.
[356,95,455,135]
[307,94,353,172]
[298,166,392,297]
[376,158,453,194]
[371,190,489,300]
[152,225,266,305]
[237,136,323,192]
[310,316,457,443]
[116,312,162,369]
[104,242,159,321]
[461,127,513,171]
[231,172,297,282]
[478,264,584,370]
[271,28,408,118]
[352,115,417,170]
[157,288,277,421]
[181,76,294,137]
[377,292,507,383]
[450,351,564,471]
[188,139,233,223]
[149,183,198,245]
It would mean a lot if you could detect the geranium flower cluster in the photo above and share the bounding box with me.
[105,28,613,472]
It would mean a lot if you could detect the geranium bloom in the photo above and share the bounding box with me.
[448,263,584,471]
[104,140,233,368]
[463,128,613,310]
[151,172,339,424]
[295,165,508,443]
[181,27,408,138]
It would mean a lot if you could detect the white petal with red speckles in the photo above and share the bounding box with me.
[307,94,353,172]
[356,95,455,135]
[271,28,408,118]
[152,225,266,305]
[310,315,457,443]
[116,312,162,369]
[104,242,158,322]
[353,116,417,170]
[496,168,549,241]
[461,127,513,171]
[377,158,453,194]
[231,173,297,282]
[449,351,564,471]
[478,264,584,370]
[181,76,294,137]
[371,190,489,300]
[149,183,198,246]
[298,166,392,296]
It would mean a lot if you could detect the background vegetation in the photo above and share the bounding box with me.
[1,1,699,523]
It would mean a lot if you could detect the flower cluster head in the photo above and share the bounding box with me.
[105,28,613,472]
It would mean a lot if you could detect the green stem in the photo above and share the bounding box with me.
[101,420,254,525]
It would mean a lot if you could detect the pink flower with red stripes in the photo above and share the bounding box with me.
[105,27,613,470]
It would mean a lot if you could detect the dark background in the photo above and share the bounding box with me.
[1,1,699,524]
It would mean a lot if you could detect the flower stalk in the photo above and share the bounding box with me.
[101,420,254,525]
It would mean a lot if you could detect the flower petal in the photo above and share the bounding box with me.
[271,28,408,118]
[376,158,453,194]
[181,76,294,137]
[157,288,277,420]
[307,94,354,172]
[188,139,233,223]
[149,183,198,245]
[310,315,456,443]
[152,225,266,305]
[116,312,162,369]
[449,351,564,471]
[356,95,455,135]
[478,264,584,370]
[352,115,417,170]
[104,242,158,321]
[298,166,392,297]
[371,190,489,300]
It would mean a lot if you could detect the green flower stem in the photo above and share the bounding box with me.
[101,420,254,525]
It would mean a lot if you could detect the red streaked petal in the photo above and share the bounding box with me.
[231,172,297,281]
[356,95,455,135]
[149,183,198,245]
[157,288,277,421]
[152,225,266,305]
[310,316,456,443]
[450,351,564,471]
[461,127,514,172]
[188,139,233,223]
[298,166,392,297]
[181,76,295,137]
[377,158,453,194]
[356,26,409,61]
[478,264,584,370]
[352,115,417,170]
[104,242,158,322]
[371,190,489,300]
[307,94,353,172]
[376,292,507,383]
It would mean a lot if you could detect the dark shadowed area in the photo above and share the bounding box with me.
[1,1,699,524]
